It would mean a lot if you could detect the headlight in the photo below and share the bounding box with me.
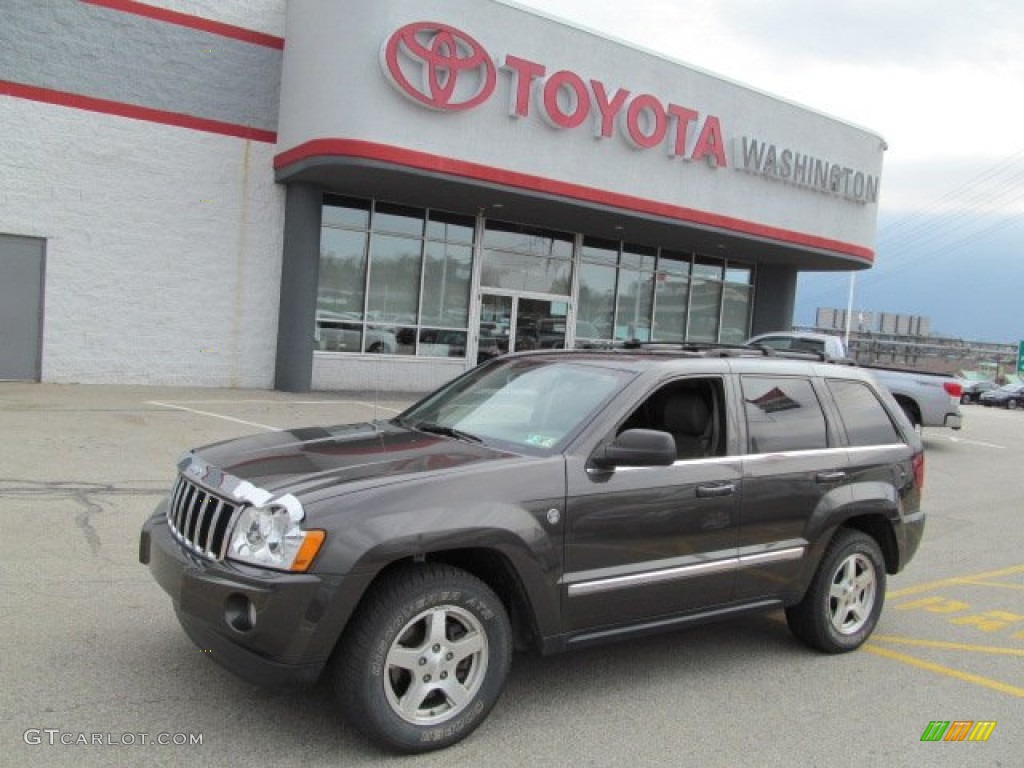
[228,500,324,573]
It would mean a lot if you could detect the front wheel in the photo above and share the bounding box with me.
[334,564,511,753]
[786,529,886,653]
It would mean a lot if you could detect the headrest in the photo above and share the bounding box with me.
[663,393,710,435]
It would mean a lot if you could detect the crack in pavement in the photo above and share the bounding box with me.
[0,479,168,558]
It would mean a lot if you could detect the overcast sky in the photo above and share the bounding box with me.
[513,0,1024,340]
[515,0,1024,211]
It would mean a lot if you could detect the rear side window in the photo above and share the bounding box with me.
[826,379,903,447]
[741,376,828,453]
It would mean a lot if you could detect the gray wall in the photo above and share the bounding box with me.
[751,264,798,335]
[0,0,280,134]
[275,185,322,392]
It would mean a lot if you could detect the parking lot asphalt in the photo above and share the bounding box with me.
[1,383,1020,767]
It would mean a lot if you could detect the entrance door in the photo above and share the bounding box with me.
[476,294,569,364]
[0,235,46,381]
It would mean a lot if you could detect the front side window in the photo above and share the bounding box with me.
[742,376,828,453]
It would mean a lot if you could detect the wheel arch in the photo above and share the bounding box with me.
[838,513,900,575]
[892,394,921,427]
[331,541,553,662]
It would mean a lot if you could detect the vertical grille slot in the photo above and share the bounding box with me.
[165,475,238,560]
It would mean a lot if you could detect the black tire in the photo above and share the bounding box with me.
[960,393,970,405]
[367,342,385,354]
[786,529,886,653]
[334,563,511,753]
[1008,399,1018,410]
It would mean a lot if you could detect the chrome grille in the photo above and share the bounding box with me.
[166,475,239,560]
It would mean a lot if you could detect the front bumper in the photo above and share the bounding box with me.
[140,510,339,688]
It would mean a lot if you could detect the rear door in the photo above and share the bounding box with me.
[734,374,851,601]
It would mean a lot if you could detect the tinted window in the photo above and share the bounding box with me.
[827,379,903,447]
[742,376,828,453]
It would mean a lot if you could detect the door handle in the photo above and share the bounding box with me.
[696,482,736,498]
[816,471,847,484]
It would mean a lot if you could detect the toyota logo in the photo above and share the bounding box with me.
[382,22,496,111]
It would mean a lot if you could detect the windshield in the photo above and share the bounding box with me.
[397,358,630,453]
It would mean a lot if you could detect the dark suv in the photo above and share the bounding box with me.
[140,347,925,752]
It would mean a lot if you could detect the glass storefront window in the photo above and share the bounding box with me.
[614,243,655,342]
[615,266,654,342]
[581,237,619,266]
[481,249,573,294]
[426,211,475,243]
[366,234,421,323]
[421,242,472,328]
[316,198,471,357]
[725,264,753,284]
[688,278,723,342]
[323,195,369,229]
[721,282,753,344]
[373,202,424,237]
[576,262,616,344]
[418,329,468,358]
[481,220,573,294]
[316,197,754,357]
[483,220,573,259]
[693,257,724,281]
[652,272,689,341]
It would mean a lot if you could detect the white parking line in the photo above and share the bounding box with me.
[933,435,1007,449]
[148,401,282,432]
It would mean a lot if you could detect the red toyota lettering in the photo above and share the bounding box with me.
[542,70,590,129]
[503,54,545,117]
[590,80,630,139]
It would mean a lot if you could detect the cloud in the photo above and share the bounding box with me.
[713,0,1022,66]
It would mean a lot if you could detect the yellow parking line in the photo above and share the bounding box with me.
[959,580,1024,591]
[864,645,1024,698]
[888,564,1024,599]
[871,634,1024,657]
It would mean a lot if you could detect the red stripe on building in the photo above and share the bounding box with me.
[275,138,875,264]
[80,0,285,49]
[1,80,277,143]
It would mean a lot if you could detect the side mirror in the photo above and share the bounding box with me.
[591,429,677,469]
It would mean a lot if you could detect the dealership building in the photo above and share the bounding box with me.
[0,0,885,391]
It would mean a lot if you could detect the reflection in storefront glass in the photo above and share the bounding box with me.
[317,198,755,357]
[316,200,472,358]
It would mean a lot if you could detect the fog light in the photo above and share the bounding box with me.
[225,593,256,633]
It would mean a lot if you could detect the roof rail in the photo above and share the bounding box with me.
[621,340,837,362]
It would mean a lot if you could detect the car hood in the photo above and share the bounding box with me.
[182,421,516,500]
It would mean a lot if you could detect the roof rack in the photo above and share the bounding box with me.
[619,340,838,363]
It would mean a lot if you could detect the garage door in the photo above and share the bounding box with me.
[0,235,46,381]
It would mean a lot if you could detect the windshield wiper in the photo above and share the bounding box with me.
[410,422,484,444]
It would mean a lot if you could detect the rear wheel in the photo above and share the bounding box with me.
[334,564,511,753]
[786,529,886,653]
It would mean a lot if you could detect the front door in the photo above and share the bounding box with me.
[476,294,569,364]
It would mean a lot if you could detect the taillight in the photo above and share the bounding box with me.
[912,453,925,490]
[943,381,963,398]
